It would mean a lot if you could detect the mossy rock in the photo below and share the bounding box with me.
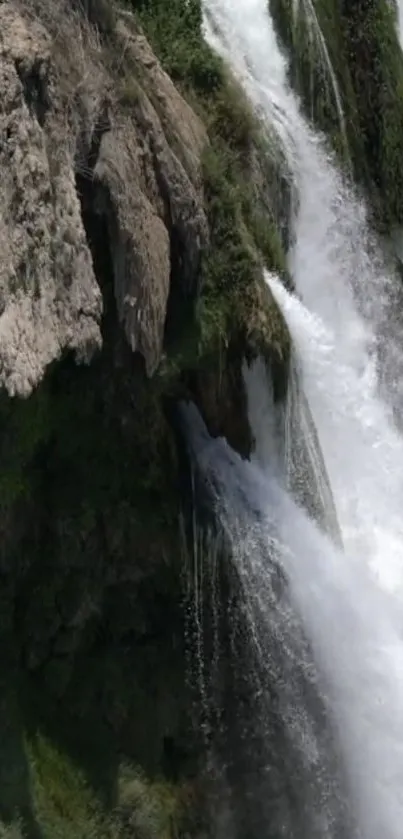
[339,0,403,227]
[269,0,403,228]
[269,0,353,164]
[130,0,292,362]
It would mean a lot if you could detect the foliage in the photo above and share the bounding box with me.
[27,734,104,839]
[126,0,291,371]
[16,734,184,839]
[128,0,223,94]
[0,385,51,510]
[269,0,403,228]
[339,0,403,227]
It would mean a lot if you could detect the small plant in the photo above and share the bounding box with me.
[130,0,223,93]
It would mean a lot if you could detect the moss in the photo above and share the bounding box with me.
[7,732,186,839]
[269,0,403,228]
[27,734,103,838]
[339,0,403,227]
[117,76,142,107]
[127,0,291,366]
[114,765,181,838]
[269,0,352,165]
[0,641,198,835]
[199,144,289,359]
[127,0,223,96]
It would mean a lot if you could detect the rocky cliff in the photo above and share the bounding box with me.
[0,1,291,836]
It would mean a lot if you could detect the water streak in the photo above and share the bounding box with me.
[290,0,349,158]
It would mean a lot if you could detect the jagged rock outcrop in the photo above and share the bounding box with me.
[93,15,208,374]
[0,0,208,392]
[0,6,102,396]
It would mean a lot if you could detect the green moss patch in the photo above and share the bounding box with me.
[269,0,403,228]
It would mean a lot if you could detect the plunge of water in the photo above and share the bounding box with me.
[204,0,403,598]
[196,0,403,836]
[181,397,403,839]
[180,401,357,839]
[244,356,341,545]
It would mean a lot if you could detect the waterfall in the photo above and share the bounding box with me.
[280,0,350,157]
[181,0,403,836]
[180,397,403,839]
[180,402,357,839]
[203,0,403,603]
[267,272,403,597]
[243,355,341,545]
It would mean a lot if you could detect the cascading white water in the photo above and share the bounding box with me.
[182,397,403,839]
[267,272,403,596]
[200,0,403,836]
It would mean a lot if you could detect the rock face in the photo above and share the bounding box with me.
[92,16,208,374]
[0,6,102,396]
[0,0,208,393]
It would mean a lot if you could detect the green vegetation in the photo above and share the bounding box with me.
[339,0,403,227]
[28,735,183,839]
[199,143,288,358]
[269,0,403,228]
[128,0,290,364]
[128,0,223,95]
[0,725,187,839]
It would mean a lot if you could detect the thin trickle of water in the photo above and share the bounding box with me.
[283,354,341,545]
[289,0,349,159]
[243,354,341,543]
[242,357,284,476]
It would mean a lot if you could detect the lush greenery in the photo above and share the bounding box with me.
[269,0,403,228]
[127,0,290,366]
[0,722,187,839]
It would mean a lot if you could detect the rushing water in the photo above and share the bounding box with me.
[182,398,403,839]
[189,0,403,836]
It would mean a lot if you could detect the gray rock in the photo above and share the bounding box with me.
[0,1,209,390]
[0,6,102,395]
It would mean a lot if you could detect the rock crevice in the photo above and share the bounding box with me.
[0,1,209,392]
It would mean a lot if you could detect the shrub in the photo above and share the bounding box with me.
[129,0,223,93]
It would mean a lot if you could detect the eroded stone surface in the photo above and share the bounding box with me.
[0,6,102,395]
[0,1,209,391]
